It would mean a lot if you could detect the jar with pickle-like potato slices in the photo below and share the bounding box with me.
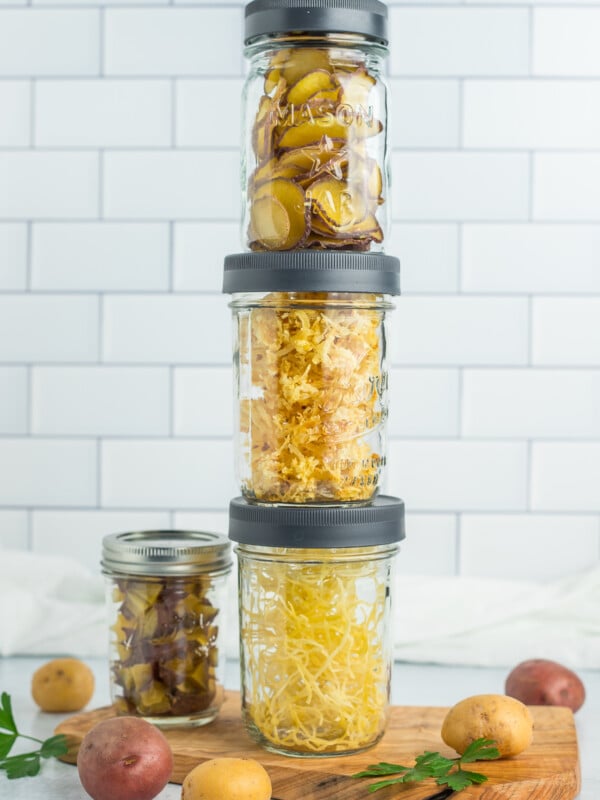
[102,530,232,727]
[224,251,400,505]
[242,0,390,253]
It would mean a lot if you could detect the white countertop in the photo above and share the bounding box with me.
[0,657,597,799]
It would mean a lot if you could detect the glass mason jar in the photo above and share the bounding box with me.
[102,530,232,727]
[224,251,400,505]
[242,0,390,253]
[229,497,405,757]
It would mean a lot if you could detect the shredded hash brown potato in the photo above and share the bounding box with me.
[238,293,387,503]
[240,549,390,754]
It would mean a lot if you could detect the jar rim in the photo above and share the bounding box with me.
[102,530,232,577]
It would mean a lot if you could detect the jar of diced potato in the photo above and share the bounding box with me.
[242,0,390,253]
[102,530,232,727]
[224,251,400,505]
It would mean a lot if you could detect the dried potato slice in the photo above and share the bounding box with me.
[281,48,331,87]
[264,68,281,94]
[250,156,307,188]
[306,176,368,230]
[287,69,337,106]
[279,117,382,149]
[250,196,291,250]
[254,178,308,250]
[312,211,383,241]
[338,68,376,107]
[306,233,372,251]
[277,143,342,175]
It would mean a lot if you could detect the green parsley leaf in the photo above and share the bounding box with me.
[352,737,498,794]
[459,738,501,763]
[0,735,17,760]
[352,762,409,778]
[0,692,70,780]
[0,693,16,734]
[1,753,42,780]
[39,735,68,759]
[366,778,405,793]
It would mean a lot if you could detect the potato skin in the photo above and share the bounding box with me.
[181,757,272,800]
[77,716,173,800]
[441,694,533,758]
[31,658,95,713]
[505,658,585,712]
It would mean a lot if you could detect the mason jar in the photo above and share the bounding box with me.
[229,496,405,757]
[224,251,400,505]
[242,0,391,253]
[102,530,232,727]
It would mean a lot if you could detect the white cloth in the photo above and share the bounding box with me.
[394,566,600,668]
[0,551,106,657]
[1,551,599,669]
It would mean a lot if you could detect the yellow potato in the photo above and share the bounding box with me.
[31,657,95,713]
[441,693,533,757]
[181,757,271,800]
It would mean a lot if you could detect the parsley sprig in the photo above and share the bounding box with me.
[353,738,500,794]
[0,692,68,779]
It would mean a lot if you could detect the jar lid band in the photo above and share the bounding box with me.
[244,0,389,45]
[223,251,400,294]
[228,496,405,548]
[102,530,232,576]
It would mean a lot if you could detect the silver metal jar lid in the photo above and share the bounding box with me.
[102,530,232,577]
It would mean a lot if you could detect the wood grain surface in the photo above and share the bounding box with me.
[55,691,580,799]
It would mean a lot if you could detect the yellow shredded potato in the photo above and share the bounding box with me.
[238,293,388,503]
[239,548,390,755]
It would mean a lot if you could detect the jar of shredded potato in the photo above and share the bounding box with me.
[102,530,232,727]
[230,497,404,757]
[225,251,399,505]
[242,0,390,253]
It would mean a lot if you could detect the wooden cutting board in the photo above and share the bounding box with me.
[56,691,580,799]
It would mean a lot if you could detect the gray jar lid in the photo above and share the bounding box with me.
[229,496,405,548]
[223,251,400,295]
[245,0,389,45]
[102,530,232,577]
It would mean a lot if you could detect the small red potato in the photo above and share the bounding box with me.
[505,658,586,712]
[181,757,272,800]
[77,716,173,800]
[31,657,95,713]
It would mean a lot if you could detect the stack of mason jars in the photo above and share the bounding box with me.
[224,0,406,758]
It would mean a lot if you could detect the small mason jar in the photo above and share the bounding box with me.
[229,497,405,757]
[224,251,400,505]
[242,0,391,253]
[102,530,232,727]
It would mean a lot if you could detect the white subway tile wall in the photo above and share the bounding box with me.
[0,1,598,582]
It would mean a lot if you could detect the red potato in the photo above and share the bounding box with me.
[77,716,174,800]
[505,659,586,712]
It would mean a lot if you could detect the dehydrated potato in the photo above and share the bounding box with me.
[250,196,291,250]
[287,69,336,106]
[247,47,386,251]
[281,48,331,87]
[306,176,368,230]
[253,178,308,249]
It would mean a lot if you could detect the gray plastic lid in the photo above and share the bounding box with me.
[229,496,405,548]
[102,530,232,577]
[245,0,389,45]
[223,251,400,295]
